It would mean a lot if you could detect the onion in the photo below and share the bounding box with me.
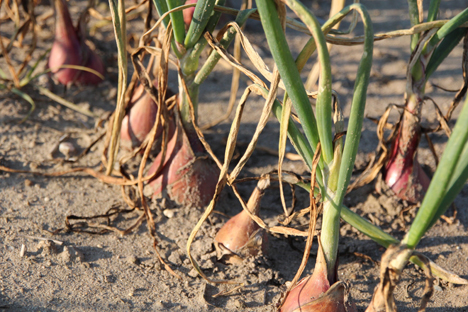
[214,177,270,264]
[280,241,357,312]
[147,115,219,208]
[120,82,175,150]
[48,0,105,86]
[383,99,431,203]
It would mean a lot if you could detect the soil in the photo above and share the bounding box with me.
[1,0,468,311]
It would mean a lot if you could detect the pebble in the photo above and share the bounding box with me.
[168,251,182,266]
[188,268,199,278]
[126,255,140,265]
[153,301,165,310]
[24,179,34,187]
[59,142,77,158]
[163,209,176,219]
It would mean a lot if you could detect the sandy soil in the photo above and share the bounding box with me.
[1,0,468,311]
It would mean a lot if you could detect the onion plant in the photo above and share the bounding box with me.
[254,0,468,310]
[367,94,468,311]
[105,0,257,207]
[255,0,373,310]
[0,0,102,120]
[376,3,468,203]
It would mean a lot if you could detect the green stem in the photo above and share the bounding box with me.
[179,77,199,133]
[166,0,186,44]
[407,0,421,51]
[256,0,321,159]
[153,0,170,27]
[184,0,217,49]
[427,0,441,22]
[281,0,334,165]
[194,8,255,85]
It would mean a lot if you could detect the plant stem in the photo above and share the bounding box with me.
[407,0,421,51]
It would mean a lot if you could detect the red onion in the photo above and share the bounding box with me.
[214,177,270,264]
[120,83,175,150]
[147,117,219,208]
[48,0,105,86]
[383,98,430,203]
[281,242,357,312]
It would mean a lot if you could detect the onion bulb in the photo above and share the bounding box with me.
[120,82,175,150]
[48,0,105,86]
[147,114,219,208]
[214,176,270,264]
[383,101,430,203]
[280,241,357,312]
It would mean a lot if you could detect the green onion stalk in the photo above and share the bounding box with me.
[256,0,373,310]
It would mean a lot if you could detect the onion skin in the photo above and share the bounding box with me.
[383,94,430,203]
[48,0,105,86]
[280,241,357,312]
[147,116,219,208]
[120,83,175,150]
[214,177,270,263]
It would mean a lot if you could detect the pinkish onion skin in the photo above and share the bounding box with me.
[282,282,356,312]
[215,210,261,253]
[280,241,357,312]
[214,178,269,261]
[48,0,105,86]
[383,101,430,203]
[120,83,175,150]
[147,118,219,208]
[183,0,197,28]
[281,244,330,312]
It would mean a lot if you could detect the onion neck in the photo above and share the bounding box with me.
[54,0,78,44]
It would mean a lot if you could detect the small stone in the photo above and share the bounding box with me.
[59,142,77,159]
[168,251,182,266]
[434,284,443,292]
[153,301,165,310]
[188,268,199,278]
[126,255,140,265]
[44,197,50,202]
[24,179,34,187]
[163,209,176,219]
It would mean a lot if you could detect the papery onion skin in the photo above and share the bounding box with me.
[214,177,270,262]
[120,83,175,150]
[48,0,105,86]
[383,95,430,203]
[281,241,357,312]
[147,118,219,208]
